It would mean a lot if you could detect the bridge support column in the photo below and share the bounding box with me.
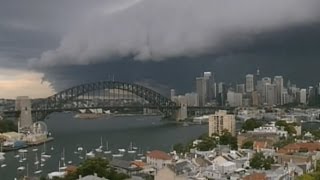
[175,104,188,121]
[15,96,32,129]
[143,108,151,115]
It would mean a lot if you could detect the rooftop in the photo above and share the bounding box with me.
[147,150,171,160]
[278,142,320,154]
[243,172,267,180]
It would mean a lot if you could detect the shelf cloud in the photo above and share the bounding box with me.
[29,0,320,67]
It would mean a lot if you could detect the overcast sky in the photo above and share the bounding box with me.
[1,0,320,98]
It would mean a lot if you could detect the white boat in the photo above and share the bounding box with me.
[140,156,146,160]
[50,146,54,151]
[48,171,65,179]
[18,149,28,153]
[137,147,144,156]
[118,148,126,153]
[59,160,67,171]
[104,141,112,154]
[34,153,40,165]
[0,152,5,161]
[41,142,48,155]
[68,161,72,164]
[14,154,20,158]
[0,144,5,161]
[34,154,43,174]
[32,148,38,152]
[59,166,67,171]
[77,146,83,151]
[17,166,25,171]
[128,142,136,154]
[59,148,67,170]
[95,137,104,153]
[1,164,7,168]
[41,154,51,159]
[34,169,42,174]
[86,151,95,158]
[112,153,124,158]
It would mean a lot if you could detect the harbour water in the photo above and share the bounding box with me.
[0,113,207,179]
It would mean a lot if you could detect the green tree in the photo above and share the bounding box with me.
[250,152,274,170]
[250,152,265,169]
[196,136,217,151]
[77,158,109,177]
[242,119,262,131]
[275,120,287,127]
[297,174,316,180]
[275,120,297,135]
[241,141,253,149]
[219,130,238,150]
[263,156,275,170]
[72,158,129,180]
[0,120,17,133]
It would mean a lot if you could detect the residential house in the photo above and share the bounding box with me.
[146,150,172,170]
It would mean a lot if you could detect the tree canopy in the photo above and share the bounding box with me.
[0,120,17,133]
[250,152,274,170]
[61,158,129,180]
[242,119,263,131]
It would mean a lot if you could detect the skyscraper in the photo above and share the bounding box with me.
[196,77,207,106]
[274,76,284,105]
[265,83,276,106]
[261,77,272,103]
[246,74,254,93]
[204,72,214,102]
[300,89,307,104]
[236,84,245,94]
[227,91,243,107]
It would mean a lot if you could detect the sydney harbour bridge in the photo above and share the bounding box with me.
[2,81,222,122]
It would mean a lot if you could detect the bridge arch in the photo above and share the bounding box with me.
[32,81,177,117]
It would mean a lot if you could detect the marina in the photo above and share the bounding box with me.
[0,113,207,179]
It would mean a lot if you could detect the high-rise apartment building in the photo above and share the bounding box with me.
[204,72,214,102]
[246,74,254,93]
[209,110,236,136]
[227,91,242,107]
[274,76,284,105]
[196,77,207,106]
[261,77,272,103]
[236,84,245,94]
[300,89,307,104]
[265,83,277,106]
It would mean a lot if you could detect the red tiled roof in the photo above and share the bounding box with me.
[278,143,320,154]
[131,161,146,168]
[253,141,267,150]
[243,172,267,180]
[147,150,172,160]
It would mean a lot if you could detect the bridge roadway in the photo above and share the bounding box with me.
[2,106,228,118]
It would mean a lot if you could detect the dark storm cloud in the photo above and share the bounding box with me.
[41,23,320,94]
[29,0,320,67]
[0,0,112,68]
[1,0,320,94]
